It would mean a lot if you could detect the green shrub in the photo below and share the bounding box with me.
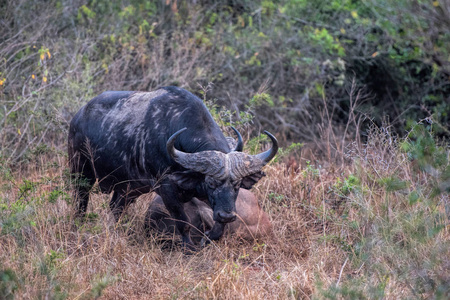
[0,269,19,300]
[1,0,449,165]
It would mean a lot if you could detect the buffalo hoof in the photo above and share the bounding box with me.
[200,236,211,248]
[181,241,200,254]
[181,235,200,254]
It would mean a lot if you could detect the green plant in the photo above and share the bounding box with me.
[0,268,19,300]
[86,274,119,299]
[401,121,450,196]
[333,174,361,196]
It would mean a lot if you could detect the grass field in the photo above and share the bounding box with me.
[0,125,449,299]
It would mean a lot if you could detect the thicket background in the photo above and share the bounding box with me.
[1,0,449,299]
[1,0,449,163]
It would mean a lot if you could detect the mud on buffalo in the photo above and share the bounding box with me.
[68,86,278,250]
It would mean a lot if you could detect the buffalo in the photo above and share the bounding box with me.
[68,86,278,250]
[146,188,272,244]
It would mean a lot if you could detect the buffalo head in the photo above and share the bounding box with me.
[166,127,278,224]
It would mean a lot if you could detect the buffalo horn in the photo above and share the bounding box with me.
[230,126,243,152]
[166,127,188,162]
[166,128,226,177]
[167,128,278,179]
[254,131,278,164]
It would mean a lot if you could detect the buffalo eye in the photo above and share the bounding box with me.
[232,180,241,190]
[205,177,219,189]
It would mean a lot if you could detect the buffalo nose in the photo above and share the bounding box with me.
[217,211,236,223]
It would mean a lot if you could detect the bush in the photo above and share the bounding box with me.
[1,0,449,164]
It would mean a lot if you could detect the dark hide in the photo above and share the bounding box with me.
[68,86,275,250]
[145,189,272,244]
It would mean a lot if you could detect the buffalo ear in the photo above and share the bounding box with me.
[169,171,204,190]
[241,171,266,189]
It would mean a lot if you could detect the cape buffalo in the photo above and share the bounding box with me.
[146,188,272,244]
[68,86,278,250]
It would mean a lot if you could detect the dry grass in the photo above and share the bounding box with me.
[1,127,449,299]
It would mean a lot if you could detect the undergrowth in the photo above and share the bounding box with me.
[0,122,448,299]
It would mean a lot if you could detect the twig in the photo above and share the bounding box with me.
[336,257,349,286]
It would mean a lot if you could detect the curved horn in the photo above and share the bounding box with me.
[230,126,243,152]
[166,127,188,162]
[166,127,227,177]
[254,131,278,164]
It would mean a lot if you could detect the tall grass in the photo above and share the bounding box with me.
[1,122,448,299]
[1,1,449,298]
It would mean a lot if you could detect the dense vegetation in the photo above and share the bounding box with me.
[1,123,449,299]
[1,0,449,299]
[1,0,449,162]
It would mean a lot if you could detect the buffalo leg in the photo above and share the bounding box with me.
[109,190,138,222]
[165,201,196,250]
[74,186,91,218]
[207,222,226,240]
[157,184,196,251]
[71,158,96,219]
[200,222,226,247]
